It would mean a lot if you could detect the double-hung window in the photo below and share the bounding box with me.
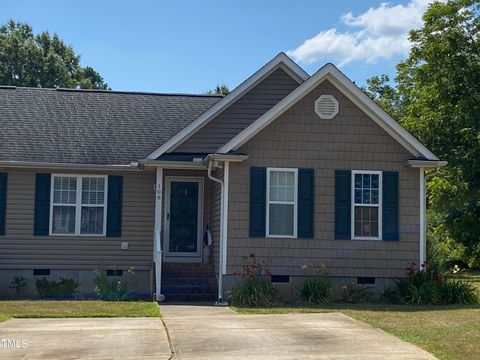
[352,170,382,239]
[50,175,107,236]
[266,168,298,238]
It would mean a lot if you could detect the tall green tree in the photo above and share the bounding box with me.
[0,20,108,89]
[367,0,480,265]
[362,74,403,120]
[365,0,480,265]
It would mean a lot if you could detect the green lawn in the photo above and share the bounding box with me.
[0,300,160,321]
[449,270,480,292]
[233,304,480,360]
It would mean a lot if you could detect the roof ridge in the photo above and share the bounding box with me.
[0,85,224,98]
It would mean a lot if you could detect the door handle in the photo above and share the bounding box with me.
[167,213,170,220]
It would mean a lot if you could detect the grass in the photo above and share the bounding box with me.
[233,303,480,360]
[448,270,480,292]
[0,300,160,322]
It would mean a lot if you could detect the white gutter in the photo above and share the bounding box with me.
[407,159,447,168]
[204,154,249,162]
[0,161,142,171]
[207,160,228,305]
[139,160,207,170]
[154,167,165,301]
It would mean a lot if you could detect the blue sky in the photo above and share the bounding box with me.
[2,0,430,93]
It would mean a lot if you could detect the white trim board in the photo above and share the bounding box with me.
[49,174,108,237]
[217,63,439,161]
[146,53,309,160]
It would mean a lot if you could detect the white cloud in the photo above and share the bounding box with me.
[287,0,431,66]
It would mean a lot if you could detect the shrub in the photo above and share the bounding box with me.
[35,277,79,299]
[94,267,135,301]
[380,286,402,304]
[229,254,276,307]
[340,281,372,303]
[298,277,331,303]
[393,261,478,305]
[9,276,27,297]
[440,280,478,304]
[230,277,277,307]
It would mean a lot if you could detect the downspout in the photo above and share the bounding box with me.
[207,160,228,305]
[419,168,426,269]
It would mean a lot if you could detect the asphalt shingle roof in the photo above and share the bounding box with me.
[0,87,222,165]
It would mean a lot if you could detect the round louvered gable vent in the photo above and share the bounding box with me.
[314,95,339,119]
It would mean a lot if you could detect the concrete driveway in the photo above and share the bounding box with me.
[161,304,436,360]
[0,317,171,359]
[0,305,436,360]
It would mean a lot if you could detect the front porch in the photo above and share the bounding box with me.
[143,154,247,303]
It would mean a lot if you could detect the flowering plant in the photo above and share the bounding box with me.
[233,253,271,281]
[230,253,276,307]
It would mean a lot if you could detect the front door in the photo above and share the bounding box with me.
[164,177,203,262]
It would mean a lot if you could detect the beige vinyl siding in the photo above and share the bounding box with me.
[0,169,155,270]
[176,68,300,153]
[227,79,420,278]
[208,169,223,273]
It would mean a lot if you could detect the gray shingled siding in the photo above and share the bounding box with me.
[0,88,221,165]
[227,79,420,279]
[175,68,300,153]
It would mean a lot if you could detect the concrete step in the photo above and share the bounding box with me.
[164,293,217,302]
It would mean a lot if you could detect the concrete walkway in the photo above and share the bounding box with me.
[0,317,172,359]
[161,304,437,360]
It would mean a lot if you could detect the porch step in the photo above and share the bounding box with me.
[161,264,217,302]
[163,293,217,302]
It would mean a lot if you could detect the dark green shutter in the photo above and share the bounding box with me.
[106,175,123,237]
[298,169,314,238]
[0,172,7,235]
[249,167,266,237]
[382,171,399,240]
[34,173,51,236]
[335,170,351,239]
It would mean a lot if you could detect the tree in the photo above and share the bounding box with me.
[366,0,480,265]
[205,83,230,95]
[362,74,403,120]
[402,0,480,265]
[0,20,108,89]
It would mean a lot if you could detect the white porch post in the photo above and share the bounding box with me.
[419,167,426,268]
[154,167,165,302]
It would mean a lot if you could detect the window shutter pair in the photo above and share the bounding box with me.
[249,167,314,238]
[0,172,7,235]
[33,173,123,237]
[334,170,399,240]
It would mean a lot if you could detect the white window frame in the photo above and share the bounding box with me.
[266,167,298,238]
[49,174,108,236]
[351,170,382,240]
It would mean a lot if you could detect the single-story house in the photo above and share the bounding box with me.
[0,53,445,302]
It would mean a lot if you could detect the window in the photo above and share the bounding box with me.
[266,168,298,237]
[51,175,107,236]
[352,171,382,239]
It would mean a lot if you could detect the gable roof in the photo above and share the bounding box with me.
[0,87,221,165]
[218,63,439,161]
[146,52,309,159]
